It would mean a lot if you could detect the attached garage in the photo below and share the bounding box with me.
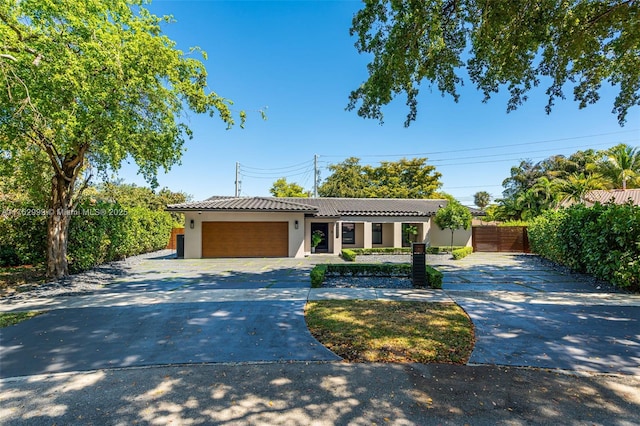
[202,221,289,258]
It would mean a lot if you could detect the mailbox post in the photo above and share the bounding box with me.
[412,242,426,287]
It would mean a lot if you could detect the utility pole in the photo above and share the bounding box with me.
[235,162,240,197]
[314,154,319,198]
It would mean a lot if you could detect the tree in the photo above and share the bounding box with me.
[434,201,472,252]
[600,144,640,189]
[0,0,244,278]
[348,1,640,126]
[557,172,608,203]
[368,158,442,198]
[269,178,310,198]
[318,157,442,198]
[317,157,370,198]
[473,191,491,210]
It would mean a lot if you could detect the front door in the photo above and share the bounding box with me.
[310,223,329,252]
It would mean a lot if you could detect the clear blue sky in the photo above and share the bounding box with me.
[117,0,640,206]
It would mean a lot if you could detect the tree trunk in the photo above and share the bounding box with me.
[450,229,454,253]
[46,174,73,279]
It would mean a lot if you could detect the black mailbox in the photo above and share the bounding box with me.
[412,242,426,287]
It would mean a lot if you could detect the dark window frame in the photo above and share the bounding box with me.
[342,222,355,244]
[372,223,383,244]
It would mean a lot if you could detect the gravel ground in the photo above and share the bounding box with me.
[325,254,417,289]
[1,249,174,303]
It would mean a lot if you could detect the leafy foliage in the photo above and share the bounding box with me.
[473,191,491,210]
[0,183,179,273]
[0,0,243,277]
[528,202,640,291]
[434,200,472,250]
[340,249,357,261]
[311,263,444,289]
[318,157,442,198]
[269,178,310,198]
[496,144,639,221]
[349,1,640,126]
[452,246,473,260]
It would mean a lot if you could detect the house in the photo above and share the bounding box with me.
[166,196,476,258]
[581,189,640,207]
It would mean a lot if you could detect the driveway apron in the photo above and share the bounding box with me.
[0,257,339,379]
[438,253,640,375]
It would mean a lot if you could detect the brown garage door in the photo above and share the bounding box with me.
[202,222,289,258]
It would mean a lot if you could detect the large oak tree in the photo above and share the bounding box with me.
[348,0,640,126]
[0,0,243,278]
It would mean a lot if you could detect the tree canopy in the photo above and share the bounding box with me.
[348,0,640,126]
[494,143,640,221]
[318,157,442,198]
[0,0,244,277]
[269,178,310,198]
[434,200,472,250]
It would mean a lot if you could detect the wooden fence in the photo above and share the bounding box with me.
[472,226,530,253]
[166,227,185,250]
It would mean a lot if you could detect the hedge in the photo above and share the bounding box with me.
[528,202,640,291]
[452,246,473,260]
[341,249,357,261]
[0,200,173,274]
[310,263,443,289]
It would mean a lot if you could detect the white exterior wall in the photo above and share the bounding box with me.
[183,211,306,258]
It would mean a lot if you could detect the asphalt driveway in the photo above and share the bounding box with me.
[0,256,340,379]
[436,253,640,375]
[1,252,639,378]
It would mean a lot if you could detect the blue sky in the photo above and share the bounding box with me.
[117,0,640,205]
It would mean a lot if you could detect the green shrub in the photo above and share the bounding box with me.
[311,263,444,289]
[310,264,328,288]
[0,202,47,266]
[67,202,173,274]
[352,248,412,255]
[452,246,473,260]
[341,249,357,261]
[529,202,640,291]
[425,265,443,289]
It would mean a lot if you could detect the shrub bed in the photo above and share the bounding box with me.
[452,246,473,260]
[341,249,357,261]
[311,263,443,289]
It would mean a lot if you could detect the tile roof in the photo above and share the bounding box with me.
[167,197,319,212]
[583,189,640,206]
[277,197,447,217]
[168,196,452,217]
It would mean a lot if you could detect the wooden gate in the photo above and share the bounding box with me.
[472,226,530,253]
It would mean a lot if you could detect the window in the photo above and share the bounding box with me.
[342,223,355,244]
[372,223,382,244]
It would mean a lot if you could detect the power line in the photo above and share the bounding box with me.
[317,129,639,159]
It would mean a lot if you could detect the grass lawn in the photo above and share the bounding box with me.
[0,311,43,328]
[305,300,474,364]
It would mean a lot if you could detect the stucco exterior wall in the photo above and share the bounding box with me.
[430,225,472,247]
[183,211,306,258]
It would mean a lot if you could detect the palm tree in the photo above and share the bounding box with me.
[557,172,607,204]
[601,144,640,190]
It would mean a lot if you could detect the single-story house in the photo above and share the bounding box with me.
[167,196,477,259]
[560,189,640,208]
[582,189,640,206]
